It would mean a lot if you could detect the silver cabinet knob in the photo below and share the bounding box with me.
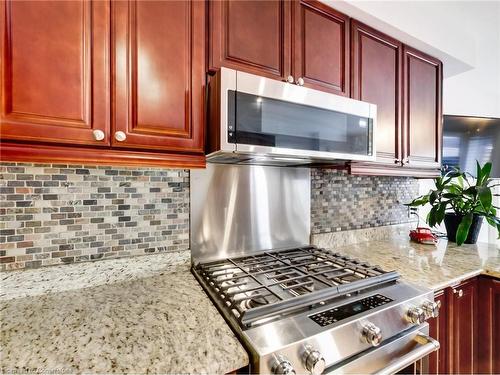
[407,306,426,324]
[453,289,464,298]
[422,300,441,319]
[92,129,105,141]
[303,346,325,375]
[296,77,305,86]
[114,131,127,142]
[361,322,382,347]
[272,355,296,375]
[286,75,295,84]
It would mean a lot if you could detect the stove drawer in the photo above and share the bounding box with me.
[326,324,439,374]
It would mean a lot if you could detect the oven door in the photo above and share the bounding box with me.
[220,68,377,163]
[326,324,439,375]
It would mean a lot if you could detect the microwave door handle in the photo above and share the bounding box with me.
[372,333,440,375]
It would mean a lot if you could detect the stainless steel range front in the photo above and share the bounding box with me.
[191,164,439,374]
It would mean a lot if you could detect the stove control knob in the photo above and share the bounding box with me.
[407,306,426,324]
[361,322,382,347]
[422,300,441,319]
[272,355,296,375]
[303,346,326,375]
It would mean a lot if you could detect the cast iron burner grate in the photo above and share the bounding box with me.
[194,246,399,327]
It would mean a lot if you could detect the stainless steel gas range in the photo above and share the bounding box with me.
[191,164,440,374]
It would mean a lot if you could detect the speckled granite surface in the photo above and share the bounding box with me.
[2,225,499,374]
[312,225,500,291]
[0,252,249,374]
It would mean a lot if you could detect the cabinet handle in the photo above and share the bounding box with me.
[114,131,127,142]
[402,158,410,165]
[394,158,400,164]
[453,289,464,297]
[285,75,294,84]
[92,130,105,141]
[296,77,305,86]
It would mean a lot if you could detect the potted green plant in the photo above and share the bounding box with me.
[406,161,500,245]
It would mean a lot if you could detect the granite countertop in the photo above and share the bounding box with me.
[0,252,249,374]
[320,233,500,291]
[2,228,499,374]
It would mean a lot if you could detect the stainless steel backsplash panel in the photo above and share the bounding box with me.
[190,164,310,264]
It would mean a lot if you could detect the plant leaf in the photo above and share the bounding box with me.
[435,203,446,224]
[442,193,459,199]
[434,177,443,190]
[406,196,429,207]
[441,177,452,187]
[445,184,462,195]
[444,171,461,179]
[484,214,500,225]
[485,216,500,229]
[476,161,483,182]
[456,213,473,246]
[480,162,492,185]
[464,186,477,196]
[477,186,492,211]
[428,206,438,228]
[429,191,439,205]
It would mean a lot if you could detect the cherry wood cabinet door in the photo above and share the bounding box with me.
[428,290,449,374]
[449,279,478,374]
[112,0,204,153]
[478,277,500,374]
[209,0,291,81]
[293,0,349,96]
[402,46,442,169]
[351,20,402,164]
[0,0,110,146]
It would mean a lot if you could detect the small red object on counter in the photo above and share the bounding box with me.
[409,227,437,245]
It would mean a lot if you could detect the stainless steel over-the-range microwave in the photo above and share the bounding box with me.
[206,68,377,166]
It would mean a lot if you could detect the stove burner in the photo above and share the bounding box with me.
[243,294,270,309]
[194,246,399,328]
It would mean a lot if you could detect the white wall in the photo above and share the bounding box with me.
[322,0,500,118]
[442,1,500,118]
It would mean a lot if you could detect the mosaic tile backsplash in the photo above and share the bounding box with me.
[311,169,419,234]
[1,163,419,270]
[0,163,189,271]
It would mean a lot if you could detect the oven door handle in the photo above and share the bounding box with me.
[373,333,440,375]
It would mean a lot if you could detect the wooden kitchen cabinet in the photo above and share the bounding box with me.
[208,0,291,81]
[112,0,205,153]
[428,278,483,374]
[292,0,349,96]
[402,46,443,170]
[209,0,350,95]
[350,20,402,165]
[2,0,443,171]
[428,290,449,374]
[0,0,205,168]
[0,0,110,146]
[478,277,500,374]
[350,23,442,177]
[449,278,478,374]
